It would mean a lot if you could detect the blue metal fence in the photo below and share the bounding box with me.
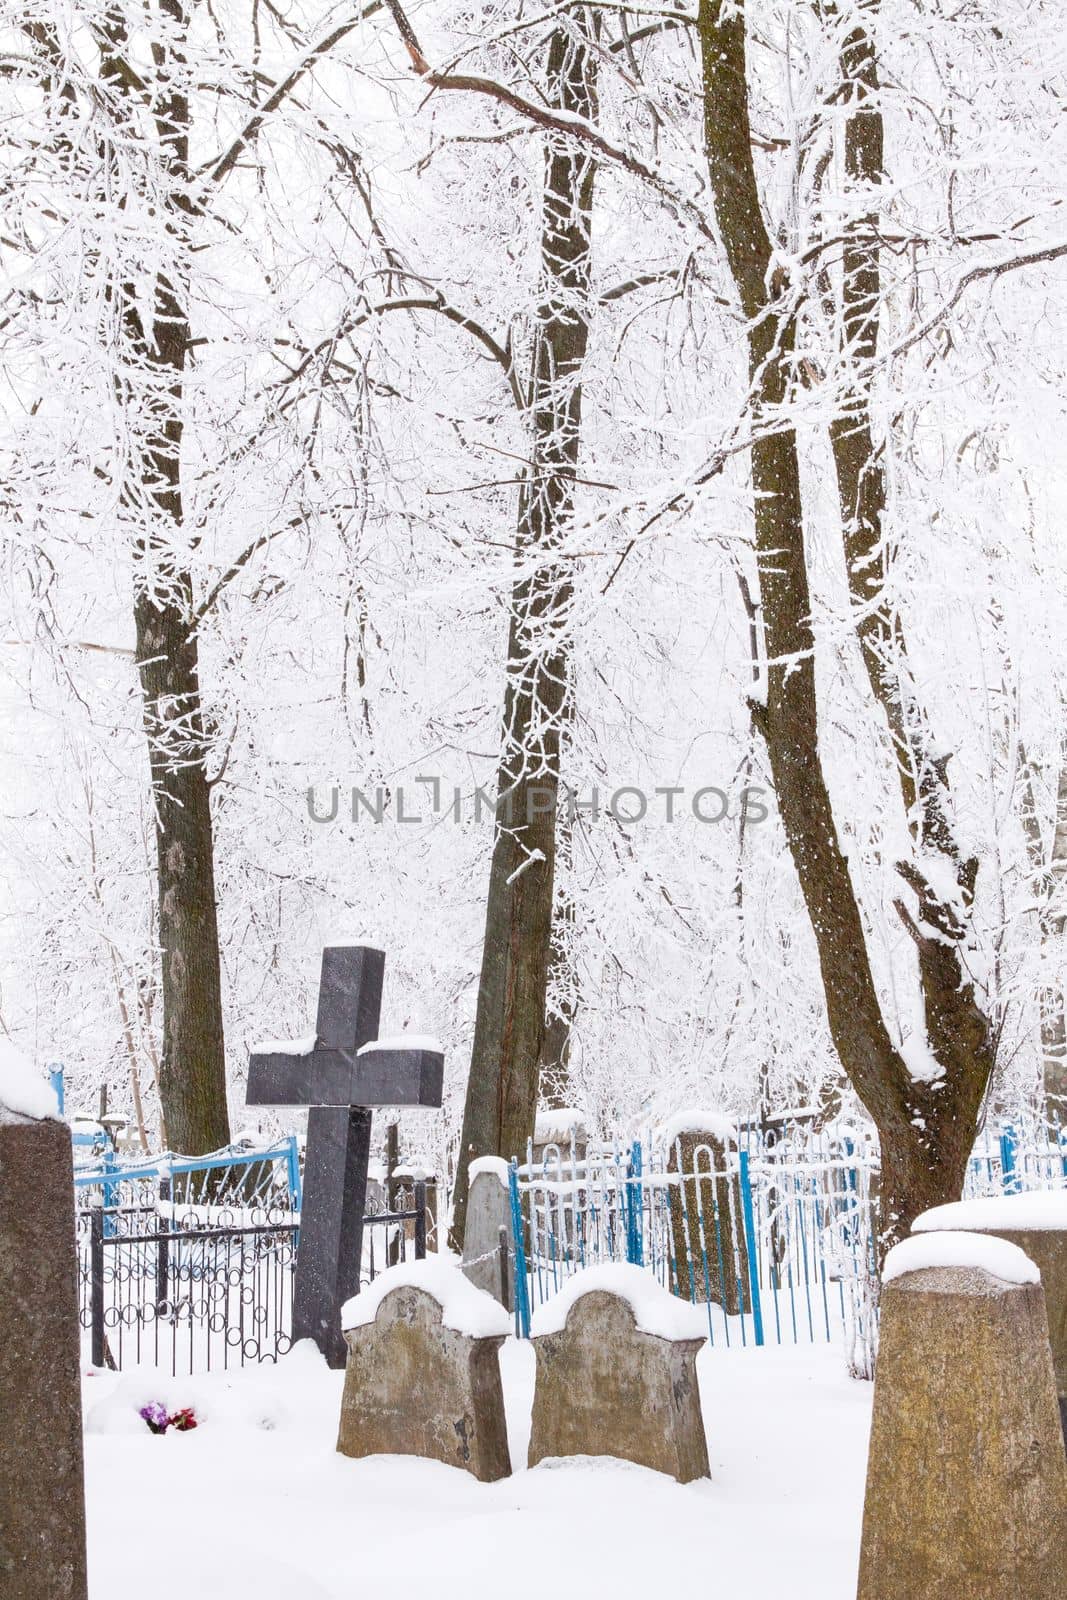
[73,1136,302,1205]
[506,1117,1067,1372]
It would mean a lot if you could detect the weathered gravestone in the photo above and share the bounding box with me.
[336,1259,512,1481]
[664,1111,750,1314]
[532,1106,587,1168]
[0,1074,88,1599]
[461,1156,514,1309]
[528,1262,710,1483]
[857,1232,1067,1600]
[247,945,444,1367]
[913,1189,1067,1445]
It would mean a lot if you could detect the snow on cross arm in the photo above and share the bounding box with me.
[248,1034,317,1056]
[356,1034,442,1055]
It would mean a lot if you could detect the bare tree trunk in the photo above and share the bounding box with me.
[450,18,597,1248]
[538,883,578,1110]
[103,6,231,1156]
[697,0,992,1254]
[1039,764,1067,1121]
[826,0,996,1163]
[1021,751,1067,1124]
[133,593,230,1156]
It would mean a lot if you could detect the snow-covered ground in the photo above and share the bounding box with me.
[83,1339,872,1597]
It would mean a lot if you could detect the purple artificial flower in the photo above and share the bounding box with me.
[139,1401,170,1434]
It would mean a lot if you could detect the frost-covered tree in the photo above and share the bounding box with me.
[3,0,1067,1249]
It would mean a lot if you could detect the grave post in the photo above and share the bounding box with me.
[462,1157,514,1309]
[912,1191,1067,1445]
[0,1093,88,1599]
[857,1234,1067,1599]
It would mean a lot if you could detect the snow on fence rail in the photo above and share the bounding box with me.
[506,1117,1067,1376]
[73,1134,304,1215]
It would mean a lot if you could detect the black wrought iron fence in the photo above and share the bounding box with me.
[79,1179,428,1375]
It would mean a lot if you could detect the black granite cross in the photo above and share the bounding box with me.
[247,945,443,1367]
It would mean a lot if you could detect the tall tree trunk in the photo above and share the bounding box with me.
[1038,763,1067,1124]
[450,17,596,1248]
[538,883,578,1111]
[697,0,992,1253]
[104,6,231,1156]
[826,0,996,1178]
[1021,751,1067,1125]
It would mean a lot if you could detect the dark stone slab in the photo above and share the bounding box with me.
[295,1107,372,1367]
[246,1049,316,1106]
[339,1047,443,1109]
[315,946,384,1048]
[0,1114,88,1599]
[248,1046,443,1110]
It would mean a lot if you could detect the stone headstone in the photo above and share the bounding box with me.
[913,1190,1067,1444]
[532,1106,587,1169]
[857,1234,1067,1600]
[337,1260,512,1482]
[528,1263,709,1483]
[461,1158,514,1310]
[664,1113,749,1314]
[0,1101,88,1599]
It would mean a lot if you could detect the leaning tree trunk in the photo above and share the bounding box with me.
[697,0,993,1253]
[104,5,231,1156]
[450,19,597,1248]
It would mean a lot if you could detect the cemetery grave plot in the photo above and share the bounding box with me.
[71,944,442,1376]
[505,1109,1067,1377]
[70,1094,1067,1378]
[82,1333,874,1600]
[15,1003,1067,1600]
[74,1148,430,1376]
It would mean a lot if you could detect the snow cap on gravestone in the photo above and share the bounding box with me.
[659,1108,739,1149]
[533,1105,587,1145]
[0,1038,60,1123]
